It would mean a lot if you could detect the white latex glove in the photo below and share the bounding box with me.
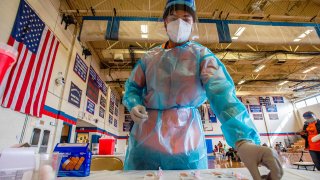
[130,105,148,123]
[236,141,283,180]
[311,134,320,142]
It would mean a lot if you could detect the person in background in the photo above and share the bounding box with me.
[226,148,235,161]
[123,0,283,179]
[301,111,320,170]
[275,142,281,155]
[262,143,268,147]
[214,145,218,153]
[217,141,223,152]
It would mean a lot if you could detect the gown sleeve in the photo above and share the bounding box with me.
[199,48,261,148]
[122,59,146,111]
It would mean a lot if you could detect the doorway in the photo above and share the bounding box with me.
[60,123,72,143]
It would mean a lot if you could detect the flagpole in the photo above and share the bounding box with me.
[261,105,272,147]
[50,24,78,151]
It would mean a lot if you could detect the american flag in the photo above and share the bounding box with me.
[0,0,59,117]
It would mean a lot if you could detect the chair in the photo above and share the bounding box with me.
[91,156,124,171]
[292,151,316,171]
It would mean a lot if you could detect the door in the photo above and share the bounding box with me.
[30,128,51,153]
[205,139,213,154]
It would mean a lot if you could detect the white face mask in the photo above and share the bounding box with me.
[166,18,192,43]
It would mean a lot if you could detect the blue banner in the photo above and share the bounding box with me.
[266,104,278,112]
[108,115,113,124]
[73,54,88,82]
[207,105,217,123]
[272,96,284,103]
[114,119,118,127]
[68,82,82,108]
[89,66,107,95]
[259,97,271,106]
[86,99,95,115]
[99,106,105,118]
[100,95,106,107]
[123,122,131,132]
[125,114,132,122]
[249,105,262,113]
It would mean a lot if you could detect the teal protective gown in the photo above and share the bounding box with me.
[123,41,260,170]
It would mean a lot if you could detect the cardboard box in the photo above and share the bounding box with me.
[54,143,91,177]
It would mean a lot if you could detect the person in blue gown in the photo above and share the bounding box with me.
[123,0,283,179]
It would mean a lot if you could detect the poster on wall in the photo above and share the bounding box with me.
[100,95,106,107]
[76,133,89,143]
[109,100,114,114]
[86,99,95,115]
[242,97,259,105]
[269,113,279,120]
[68,82,82,108]
[99,106,105,118]
[88,66,107,96]
[207,105,217,123]
[114,119,118,127]
[115,107,118,116]
[124,108,130,114]
[86,74,99,104]
[259,97,271,106]
[115,98,119,107]
[123,123,131,132]
[109,115,113,124]
[125,115,132,122]
[272,96,284,103]
[266,104,278,112]
[249,105,262,113]
[253,114,264,120]
[73,53,88,82]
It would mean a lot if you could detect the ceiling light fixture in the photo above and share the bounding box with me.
[304,29,313,35]
[231,36,239,40]
[303,66,317,73]
[234,27,246,37]
[141,24,148,34]
[293,38,301,42]
[238,80,246,85]
[253,64,266,72]
[279,81,289,86]
[298,33,306,39]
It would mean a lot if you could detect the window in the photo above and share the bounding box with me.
[30,128,41,146]
[41,130,50,146]
[295,101,306,109]
[305,97,318,106]
[39,130,50,153]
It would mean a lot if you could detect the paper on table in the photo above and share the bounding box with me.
[0,147,36,170]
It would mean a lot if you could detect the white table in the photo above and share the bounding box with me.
[60,167,320,180]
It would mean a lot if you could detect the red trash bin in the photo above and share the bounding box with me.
[0,43,18,84]
[99,136,115,155]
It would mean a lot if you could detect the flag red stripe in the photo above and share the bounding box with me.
[14,53,37,111]
[25,30,51,115]
[33,35,56,116]
[39,40,59,116]
[7,36,15,46]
